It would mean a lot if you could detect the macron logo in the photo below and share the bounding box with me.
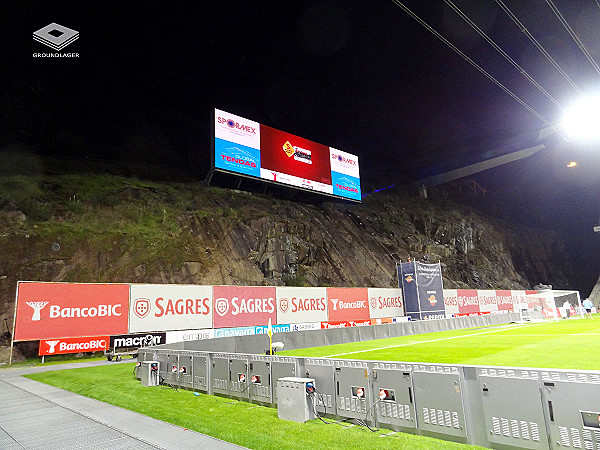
[27,301,49,321]
[330,298,339,311]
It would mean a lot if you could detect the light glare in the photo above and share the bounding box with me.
[562,95,600,141]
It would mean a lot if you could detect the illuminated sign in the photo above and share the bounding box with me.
[213,108,361,201]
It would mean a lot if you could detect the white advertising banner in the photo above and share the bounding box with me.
[129,284,213,333]
[276,287,328,324]
[329,148,360,178]
[511,290,527,310]
[166,328,214,344]
[478,290,498,313]
[290,322,321,331]
[214,108,260,149]
[443,289,459,316]
[367,288,404,319]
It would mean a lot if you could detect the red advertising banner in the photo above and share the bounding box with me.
[326,288,369,322]
[39,336,109,356]
[213,286,277,328]
[14,282,129,341]
[496,290,514,311]
[321,319,371,329]
[457,289,480,315]
[260,124,332,185]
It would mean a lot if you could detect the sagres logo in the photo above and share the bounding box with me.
[133,298,151,319]
[370,297,377,309]
[215,297,229,317]
[27,301,49,321]
[279,298,289,314]
[46,340,60,354]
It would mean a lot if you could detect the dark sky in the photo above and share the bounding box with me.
[3,0,600,291]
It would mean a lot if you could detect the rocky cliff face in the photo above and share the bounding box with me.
[0,173,575,346]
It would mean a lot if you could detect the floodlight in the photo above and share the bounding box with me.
[562,95,600,141]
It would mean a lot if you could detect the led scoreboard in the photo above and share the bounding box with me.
[213,108,361,201]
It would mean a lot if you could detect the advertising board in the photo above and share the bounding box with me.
[276,287,328,324]
[39,335,109,356]
[326,288,369,322]
[496,290,514,312]
[213,108,361,201]
[129,284,213,333]
[457,289,480,315]
[443,289,459,316]
[213,286,277,328]
[368,288,404,319]
[214,326,255,338]
[110,333,166,349]
[166,329,214,344]
[478,290,498,314]
[321,319,371,329]
[14,282,129,341]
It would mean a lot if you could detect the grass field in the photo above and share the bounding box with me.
[25,363,483,449]
[281,316,600,370]
[22,316,600,449]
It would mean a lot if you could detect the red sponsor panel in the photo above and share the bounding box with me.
[260,124,332,185]
[39,336,109,356]
[213,286,276,328]
[496,290,514,311]
[14,282,129,341]
[457,289,480,315]
[327,288,370,322]
[525,290,541,309]
[370,317,393,325]
[321,320,370,329]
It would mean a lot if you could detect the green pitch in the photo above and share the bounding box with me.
[281,316,600,370]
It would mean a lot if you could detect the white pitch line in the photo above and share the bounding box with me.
[323,323,541,358]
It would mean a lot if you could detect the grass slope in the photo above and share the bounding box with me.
[281,317,600,370]
[25,363,483,449]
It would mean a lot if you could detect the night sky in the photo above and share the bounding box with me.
[3,1,600,290]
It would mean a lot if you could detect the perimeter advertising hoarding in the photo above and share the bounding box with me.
[443,289,459,316]
[166,329,214,344]
[457,289,480,315]
[129,284,213,333]
[213,108,361,201]
[478,290,498,314]
[110,332,166,349]
[511,290,527,309]
[367,288,404,319]
[496,290,514,312]
[276,287,328,324]
[326,288,369,322]
[14,282,129,341]
[213,286,277,328]
[39,335,109,356]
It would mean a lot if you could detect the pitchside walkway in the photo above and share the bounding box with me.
[0,360,244,449]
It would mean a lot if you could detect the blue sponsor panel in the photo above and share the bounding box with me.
[255,324,291,334]
[214,326,256,338]
[415,262,446,319]
[214,137,261,178]
[400,262,421,318]
[331,171,361,201]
